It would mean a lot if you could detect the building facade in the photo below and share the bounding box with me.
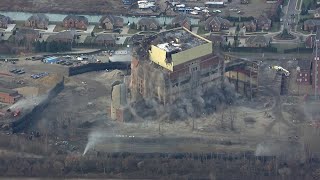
[130,28,223,104]
[25,14,49,29]
[100,15,124,30]
[0,88,21,104]
[63,15,88,30]
[0,14,10,29]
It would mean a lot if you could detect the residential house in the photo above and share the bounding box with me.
[314,7,320,18]
[47,30,75,43]
[137,18,160,31]
[296,59,311,85]
[306,35,315,48]
[208,34,225,46]
[63,15,88,30]
[244,20,257,32]
[25,14,49,29]
[204,16,231,32]
[245,35,270,47]
[304,19,320,32]
[306,27,320,48]
[0,14,10,29]
[13,28,39,45]
[100,15,124,30]
[171,14,191,30]
[93,34,115,46]
[255,15,271,31]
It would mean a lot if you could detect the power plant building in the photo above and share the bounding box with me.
[130,27,223,104]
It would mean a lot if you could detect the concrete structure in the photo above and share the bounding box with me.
[111,82,131,122]
[130,27,223,104]
[296,59,311,85]
[0,88,21,104]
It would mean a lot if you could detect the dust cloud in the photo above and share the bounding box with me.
[130,81,237,121]
[9,95,48,110]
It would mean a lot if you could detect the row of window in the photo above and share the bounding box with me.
[297,78,308,82]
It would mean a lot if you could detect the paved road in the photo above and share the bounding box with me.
[283,0,300,31]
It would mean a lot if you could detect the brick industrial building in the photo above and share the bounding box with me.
[0,88,21,104]
[130,27,223,104]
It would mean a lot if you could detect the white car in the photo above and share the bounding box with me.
[194,7,201,11]
[190,11,199,15]
[202,9,209,13]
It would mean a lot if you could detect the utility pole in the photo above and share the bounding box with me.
[315,39,319,100]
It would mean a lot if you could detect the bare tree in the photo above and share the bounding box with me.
[229,106,236,131]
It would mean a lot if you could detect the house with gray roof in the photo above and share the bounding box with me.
[100,15,124,30]
[255,15,271,31]
[245,35,270,47]
[47,30,75,43]
[63,15,88,30]
[93,34,115,46]
[0,14,10,29]
[171,14,191,30]
[137,18,160,31]
[204,16,230,32]
[12,28,39,45]
[25,14,49,29]
[304,19,320,32]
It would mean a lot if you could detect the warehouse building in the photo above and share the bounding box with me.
[0,88,21,104]
[130,27,223,104]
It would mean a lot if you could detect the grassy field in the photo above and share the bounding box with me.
[92,26,106,33]
[53,23,68,32]
[297,23,312,34]
[127,28,139,34]
[13,21,26,30]
[271,42,305,53]
[270,22,281,32]
[197,26,209,35]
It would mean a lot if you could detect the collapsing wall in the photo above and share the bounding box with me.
[129,57,236,121]
[130,54,224,105]
[110,82,132,122]
[10,77,65,133]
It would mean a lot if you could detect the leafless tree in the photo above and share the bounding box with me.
[229,106,236,131]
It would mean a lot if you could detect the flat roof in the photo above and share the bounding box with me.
[151,27,210,53]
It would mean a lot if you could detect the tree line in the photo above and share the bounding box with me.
[33,40,72,53]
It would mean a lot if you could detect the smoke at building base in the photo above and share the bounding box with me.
[129,80,237,122]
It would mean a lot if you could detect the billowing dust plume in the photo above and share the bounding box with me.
[130,81,237,121]
[9,95,48,110]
